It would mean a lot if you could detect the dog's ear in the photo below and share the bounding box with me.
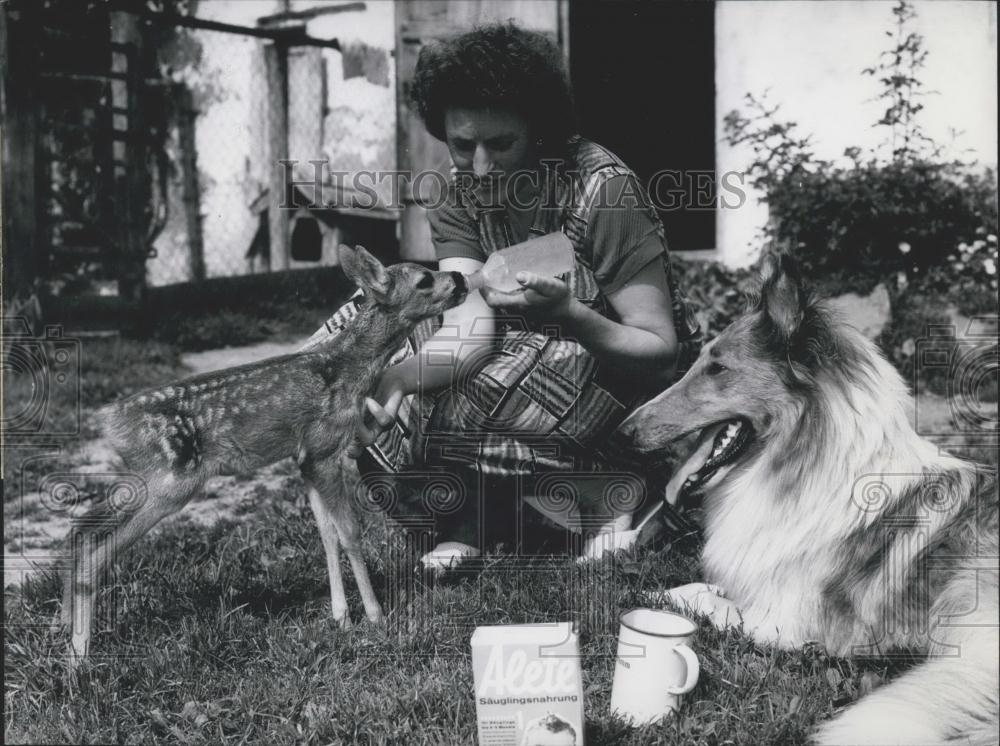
[758,253,806,344]
[338,244,390,301]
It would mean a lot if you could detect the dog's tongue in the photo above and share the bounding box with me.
[663,420,749,504]
[663,421,731,506]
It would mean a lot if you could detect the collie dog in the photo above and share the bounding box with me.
[619,255,998,745]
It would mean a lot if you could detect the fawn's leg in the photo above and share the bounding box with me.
[579,513,634,561]
[304,456,385,624]
[338,513,385,624]
[63,471,199,661]
[306,485,350,628]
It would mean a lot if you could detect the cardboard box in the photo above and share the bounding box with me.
[471,622,585,746]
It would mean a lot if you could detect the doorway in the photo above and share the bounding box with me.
[570,1,716,251]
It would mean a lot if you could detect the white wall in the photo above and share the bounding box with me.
[291,0,396,193]
[715,0,998,267]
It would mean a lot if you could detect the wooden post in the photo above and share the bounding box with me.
[264,40,290,271]
[174,84,205,281]
[1,3,39,305]
[110,11,148,309]
[558,0,570,69]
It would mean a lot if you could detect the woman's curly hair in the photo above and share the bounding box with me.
[409,23,577,159]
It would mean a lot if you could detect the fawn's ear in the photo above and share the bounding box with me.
[338,244,390,301]
[757,253,807,344]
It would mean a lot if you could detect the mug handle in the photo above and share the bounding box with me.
[665,644,700,695]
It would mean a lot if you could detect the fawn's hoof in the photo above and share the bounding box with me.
[420,542,480,578]
[67,635,90,666]
[577,529,640,563]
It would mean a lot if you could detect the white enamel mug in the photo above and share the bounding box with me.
[609,608,700,725]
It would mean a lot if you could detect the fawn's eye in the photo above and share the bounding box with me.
[706,361,727,376]
[416,272,434,290]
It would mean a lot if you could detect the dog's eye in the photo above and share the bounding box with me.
[416,272,434,290]
[706,361,727,376]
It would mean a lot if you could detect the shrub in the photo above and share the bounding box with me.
[918,232,999,315]
[722,1,998,296]
[761,158,996,291]
[671,258,756,341]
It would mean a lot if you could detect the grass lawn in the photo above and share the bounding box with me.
[5,499,907,746]
[2,326,985,745]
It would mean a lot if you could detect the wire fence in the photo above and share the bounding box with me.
[146,26,261,285]
[145,15,397,288]
[148,27,307,285]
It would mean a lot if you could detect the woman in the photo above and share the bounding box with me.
[345,23,702,564]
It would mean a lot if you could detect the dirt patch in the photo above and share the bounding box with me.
[181,338,308,376]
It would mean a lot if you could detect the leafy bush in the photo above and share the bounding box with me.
[759,158,996,291]
[671,258,756,341]
[918,233,999,315]
[674,252,996,417]
[722,1,998,296]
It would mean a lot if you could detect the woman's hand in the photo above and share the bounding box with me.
[482,272,573,317]
[347,371,406,459]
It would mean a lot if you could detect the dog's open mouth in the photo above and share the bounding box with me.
[678,419,753,493]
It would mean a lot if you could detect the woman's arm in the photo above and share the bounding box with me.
[485,258,679,388]
[569,258,679,385]
[484,172,682,389]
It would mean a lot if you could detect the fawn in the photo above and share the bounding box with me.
[60,245,468,661]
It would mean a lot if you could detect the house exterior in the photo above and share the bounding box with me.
[150,0,996,284]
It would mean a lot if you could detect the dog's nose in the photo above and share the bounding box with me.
[606,426,637,458]
[616,416,637,442]
[450,271,468,297]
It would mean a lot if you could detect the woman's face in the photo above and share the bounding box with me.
[443,107,537,181]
